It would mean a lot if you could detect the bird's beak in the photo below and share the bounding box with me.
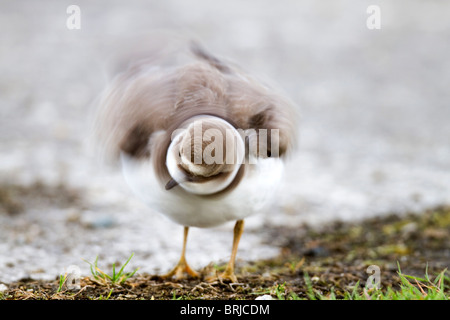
[165,178,179,190]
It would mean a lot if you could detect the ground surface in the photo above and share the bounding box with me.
[1,0,449,289]
[3,206,448,300]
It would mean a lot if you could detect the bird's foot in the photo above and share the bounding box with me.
[161,259,199,280]
[205,267,238,283]
[218,269,238,283]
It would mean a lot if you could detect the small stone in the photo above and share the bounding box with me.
[304,246,330,257]
[255,294,274,300]
[424,228,447,239]
[81,212,116,229]
[0,284,8,292]
[66,209,81,223]
[401,222,418,235]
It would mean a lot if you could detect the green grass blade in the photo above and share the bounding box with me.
[117,253,134,278]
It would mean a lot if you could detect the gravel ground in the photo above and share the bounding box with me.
[1,0,449,283]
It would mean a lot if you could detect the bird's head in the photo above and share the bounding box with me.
[165,115,245,195]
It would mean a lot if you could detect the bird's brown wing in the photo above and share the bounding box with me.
[93,41,298,171]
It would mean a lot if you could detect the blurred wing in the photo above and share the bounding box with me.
[92,39,298,170]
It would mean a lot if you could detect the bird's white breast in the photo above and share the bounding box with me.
[120,153,284,228]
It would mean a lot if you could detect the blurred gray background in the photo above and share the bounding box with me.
[1,0,449,282]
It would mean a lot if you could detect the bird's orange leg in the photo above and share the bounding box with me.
[219,219,245,283]
[162,226,199,280]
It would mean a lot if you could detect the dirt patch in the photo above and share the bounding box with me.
[2,206,449,300]
[0,181,82,215]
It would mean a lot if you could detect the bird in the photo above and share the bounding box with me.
[93,39,298,282]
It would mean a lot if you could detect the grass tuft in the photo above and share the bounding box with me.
[292,265,449,300]
[83,252,139,286]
